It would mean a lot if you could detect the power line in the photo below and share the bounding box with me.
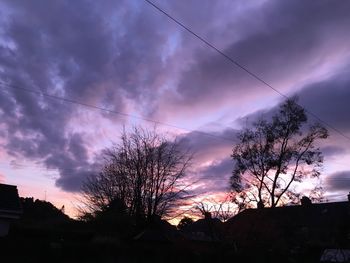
[143,0,350,142]
[0,1,348,176]
[0,80,234,175]
[0,81,235,143]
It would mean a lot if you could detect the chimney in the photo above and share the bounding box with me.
[347,192,350,202]
[301,196,312,206]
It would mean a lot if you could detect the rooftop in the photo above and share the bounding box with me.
[0,183,22,212]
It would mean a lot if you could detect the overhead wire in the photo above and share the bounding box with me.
[143,0,350,142]
[0,81,235,143]
[1,1,349,143]
[0,1,348,183]
[0,80,234,174]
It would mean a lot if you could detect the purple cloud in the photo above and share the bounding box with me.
[156,0,350,118]
[326,171,350,192]
[0,0,349,195]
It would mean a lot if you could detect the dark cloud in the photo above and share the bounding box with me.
[178,129,237,194]
[326,171,350,192]
[185,158,233,196]
[234,62,350,161]
[168,0,350,114]
[320,146,348,159]
[0,0,179,191]
[179,128,237,156]
[297,68,350,133]
[198,158,232,193]
[201,158,232,179]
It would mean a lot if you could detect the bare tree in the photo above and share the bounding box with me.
[81,127,192,221]
[193,201,214,219]
[230,191,255,212]
[213,198,237,222]
[231,98,328,208]
[192,197,237,222]
[309,185,327,203]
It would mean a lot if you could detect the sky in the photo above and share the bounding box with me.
[0,0,350,218]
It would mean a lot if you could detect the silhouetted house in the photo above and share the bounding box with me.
[0,184,22,236]
[134,227,174,244]
[134,216,182,244]
[225,197,350,252]
[181,213,224,242]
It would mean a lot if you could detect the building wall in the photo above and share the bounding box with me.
[0,218,10,237]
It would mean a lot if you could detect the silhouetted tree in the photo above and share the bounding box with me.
[230,191,255,212]
[81,127,192,222]
[192,197,237,222]
[20,197,70,224]
[177,216,194,230]
[193,201,213,218]
[309,185,327,203]
[212,198,237,222]
[230,98,328,208]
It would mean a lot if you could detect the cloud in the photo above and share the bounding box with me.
[326,171,350,192]
[320,146,348,159]
[201,158,232,180]
[0,0,178,191]
[293,66,350,158]
[198,157,233,193]
[235,62,350,160]
[297,68,350,133]
[178,129,237,195]
[159,0,350,118]
[178,128,237,163]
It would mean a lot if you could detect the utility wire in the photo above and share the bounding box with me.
[0,2,349,173]
[144,0,350,142]
[0,81,235,143]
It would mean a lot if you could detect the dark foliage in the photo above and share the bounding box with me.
[177,216,194,230]
[19,197,70,225]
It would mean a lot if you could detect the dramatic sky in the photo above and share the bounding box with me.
[0,0,350,217]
